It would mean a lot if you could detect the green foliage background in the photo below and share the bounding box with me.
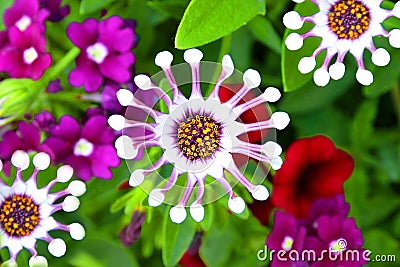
[0,0,399,266]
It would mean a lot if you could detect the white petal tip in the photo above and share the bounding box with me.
[148,190,165,207]
[262,87,281,102]
[116,89,134,106]
[271,112,290,130]
[129,170,145,187]
[263,141,283,157]
[393,2,400,18]
[285,33,303,51]
[251,185,270,201]
[11,150,30,170]
[356,69,373,86]
[69,223,85,240]
[155,51,173,67]
[243,69,261,88]
[183,48,203,63]
[62,196,80,212]
[372,48,390,67]
[170,206,187,224]
[29,256,48,267]
[293,0,305,2]
[271,156,283,170]
[328,62,345,80]
[222,54,234,76]
[313,68,330,87]
[108,114,125,131]
[68,180,86,197]
[283,11,303,30]
[190,204,204,222]
[115,135,137,159]
[134,74,152,90]
[298,57,316,74]
[389,29,400,48]
[228,197,246,214]
[48,238,66,257]
[33,152,51,170]
[0,159,3,172]
[57,165,74,183]
[3,260,17,267]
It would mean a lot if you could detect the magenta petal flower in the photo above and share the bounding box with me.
[3,0,49,32]
[0,24,51,80]
[44,115,120,181]
[40,0,70,22]
[308,194,350,221]
[67,16,136,92]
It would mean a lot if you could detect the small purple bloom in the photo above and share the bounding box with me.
[44,114,120,181]
[40,0,70,22]
[46,79,63,93]
[101,82,124,113]
[119,211,146,247]
[32,110,56,132]
[3,0,49,32]
[0,24,51,80]
[67,16,136,92]
[266,211,308,267]
[308,194,350,221]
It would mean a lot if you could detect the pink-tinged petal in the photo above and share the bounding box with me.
[29,52,52,80]
[18,121,40,148]
[3,0,39,28]
[50,115,81,142]
[65,156,93,181]
[100,28,134,52]
[81,115,115,144]
[0,131,27,159]
[0,49,20,72]
[99,53,134,83]
[43,137,72,163]
[69,54,103,92]
[9,24,46,51]
[66,19,98,49]
[90,145,120,179]
[35,8,50,25]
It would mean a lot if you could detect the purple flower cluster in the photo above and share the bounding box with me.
[267,195,366,267]
[0,111,120,181]
[0,0,51,80]
[67,16,137,92]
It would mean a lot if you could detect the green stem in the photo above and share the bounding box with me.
[391,83,400,127]
[205,34,232,96]
[41,47,80,84]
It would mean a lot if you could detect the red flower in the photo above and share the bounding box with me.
[271,135,354,218]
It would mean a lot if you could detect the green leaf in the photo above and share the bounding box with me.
[0,0,13,30]
[363,48,400,97]
[175,0,266,49]
[363,229,400,267]
[351,100,378,150]
[281,1,320,92]
[79,0,115,15]
[162,209,196,266]
[147,0,189,20]
[247,15,281,54]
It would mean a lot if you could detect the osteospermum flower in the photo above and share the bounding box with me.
[108,49,290,224]
[283,0,400,86]
[0,150,86,266]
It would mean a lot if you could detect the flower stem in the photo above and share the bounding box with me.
[41,47,80,83]
[206,34,232,96]
[391,83,400,127]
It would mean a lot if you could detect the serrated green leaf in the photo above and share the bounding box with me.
[162,209,196,266]
[281,1,320,92]
[247,15,281,54]
[175,0,266,49]
[79,0,115,15]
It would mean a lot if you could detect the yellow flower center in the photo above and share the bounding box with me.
[0,195,40,237]
[177,115,221,161]
[328,0,370,40]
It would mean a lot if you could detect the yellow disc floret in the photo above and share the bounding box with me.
[177,115,221,161]
[328,0,370,40]
[0,195,40,237]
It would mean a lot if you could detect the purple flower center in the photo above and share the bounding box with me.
[281,236,294,251]
[0,195,40,237]
[15,15,32,31]
[74,138,94,157]
[23,47,39,64]
[177,114,221,161]
[86,42,108,64]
